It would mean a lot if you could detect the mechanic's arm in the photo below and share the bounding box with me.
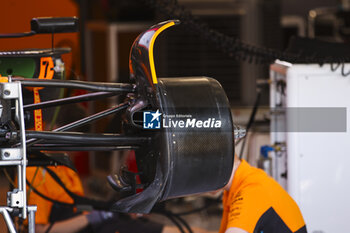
[35,214,89,233]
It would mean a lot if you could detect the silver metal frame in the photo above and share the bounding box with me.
[0,80,37,233]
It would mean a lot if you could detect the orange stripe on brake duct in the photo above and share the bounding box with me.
[149,21,175,84]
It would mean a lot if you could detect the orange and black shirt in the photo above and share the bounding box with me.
[219,160,307,233]
[26,166,84,225]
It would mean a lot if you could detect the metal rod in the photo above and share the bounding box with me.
[17,165,22,190]
[12,77,135,93]
[29,145,138,151]
[28,206,37,233]
[26,102,129,146]
[18,83,27,219]
[20,91,117,111]
[0,208,16,233]
[26,131,151,145]
[56,102,128,132]
[0,161,22,166]
[28,212,35,233]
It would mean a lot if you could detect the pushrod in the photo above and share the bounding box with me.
[12,77,135,93]
[20,91,117,111]
[26,102,129,146]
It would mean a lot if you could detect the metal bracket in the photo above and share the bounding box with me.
[7,189,24,208]
[234,124,246,139]
[0,83,20,99]
[0,148,22,160]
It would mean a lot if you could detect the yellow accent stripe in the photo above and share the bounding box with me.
[149,22,175,84]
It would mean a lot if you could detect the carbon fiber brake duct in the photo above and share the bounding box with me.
[111,20,234,213]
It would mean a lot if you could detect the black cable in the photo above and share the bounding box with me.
[28,151,77,171]
[44,222,55,233]
[0,31,35,38]
[26,131,151,145]
[26,179,74,207]
[12,77,135,93]
[172,214,193,233]
[342,63,350,76]
[26,167,112,210]
[153,203,194,233]
[164,212,186,233]
[239,90,261,160]
[141,0,350,72]
[45,167,113,210]
[235,137,244,146]
[331,63,341,71]
[154,209,193,233]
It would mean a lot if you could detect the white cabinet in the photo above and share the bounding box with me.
[270,61,350,233]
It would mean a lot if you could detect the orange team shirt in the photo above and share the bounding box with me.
[219,160,307,233]
[26,166,84,225]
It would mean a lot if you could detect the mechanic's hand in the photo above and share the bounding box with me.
[86,210,116,231]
